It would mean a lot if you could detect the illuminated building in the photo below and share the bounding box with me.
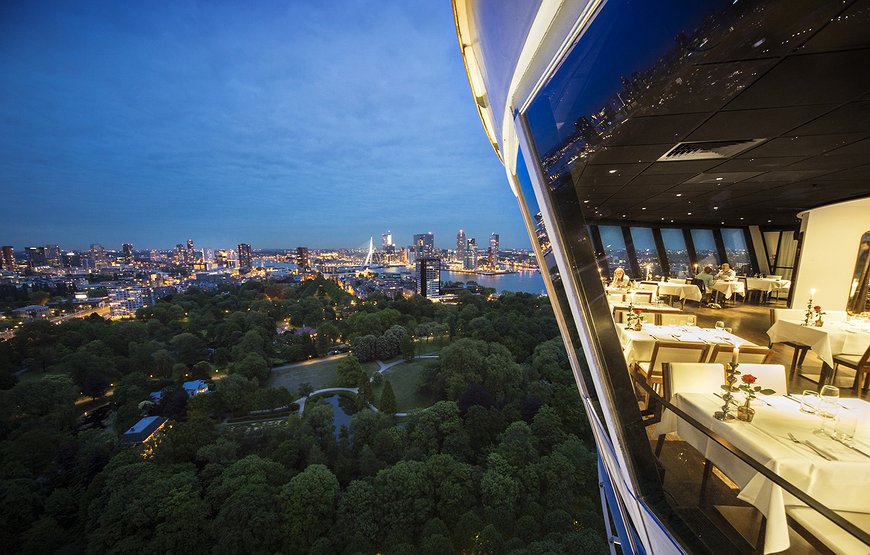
[415,256,441,298]
[413,232,434,258]
[382,231,393,248]
[108,285,153,317]
[237,243,253,273]
[488,233,499,268]
[45,244,61,266]
[90,244,107,268]
[122,243,134,263]
[61,251,81,267]
[25,246,48,267]
[463,238,477,270]
[296,246,310,272]
[1,246,16,270]
[456,229,466,263]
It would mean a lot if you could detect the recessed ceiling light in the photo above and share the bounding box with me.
[713,206,719,210]
[622,214,626,218]
[670,219,674,223]
[687,212,692,215]
[740,217,744,220]
[767,219,772,223]
[675,193,682,197]
[641,207,647,210]
[715,177,724,181]
[608,169,617,174]
[721,221,725,225]
[584,200,590,203]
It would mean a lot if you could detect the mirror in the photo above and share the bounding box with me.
[847,231,870,315]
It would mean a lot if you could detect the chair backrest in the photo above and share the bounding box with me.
[648,342,709,376]
[768,275,782,280]
[824,310,848,322]
[709,344,771,364]
[662,363,726,403]
[658,312,697,326]
[607,293,624,303]
[734,363,787,394]
[638,282,659,291]
[668,278,687,284]
[613,307,628,323]
[630,291,655,304]
[771,308,805,326]
[690,277,706,294]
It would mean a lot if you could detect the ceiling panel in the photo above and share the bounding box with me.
[686,105,834,141]
[739,133,866,157]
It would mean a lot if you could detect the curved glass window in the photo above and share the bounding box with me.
[661,228,690,277]
[722,228,751,274]
[691,229,719,268]
[599,225,629,276]
[630,227,661,278]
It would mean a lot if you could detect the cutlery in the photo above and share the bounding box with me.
[833,438,870,459]
[787,433,836,460]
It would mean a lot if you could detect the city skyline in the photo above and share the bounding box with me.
[0,1,527,249]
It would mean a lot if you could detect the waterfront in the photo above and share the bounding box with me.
[379,266,545,295]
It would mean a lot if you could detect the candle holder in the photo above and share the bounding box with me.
[714,362,740,421]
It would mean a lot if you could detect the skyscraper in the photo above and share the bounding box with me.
[1,246,15,270]
[90,244,107,268]
[456,229,466,263]
[488,233,500,268]
[25,246,48,267]
[464,238,477,270]
[382,231,393,248]
[45,244,61,266]
[237,243,253,273]
[415,256,441,298]
[413,232,434,258]
[185,239,195,267]
[122,243,134,263]
[296,247,310,272]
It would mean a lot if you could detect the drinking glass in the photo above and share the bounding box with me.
[815,385,840,435]
[715,321,725,330]
[687,315,697,326]
[834,413,858,444]
[799,390,819,414]
[724,327,732,334]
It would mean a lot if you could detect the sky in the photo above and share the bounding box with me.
[0,0,526,251]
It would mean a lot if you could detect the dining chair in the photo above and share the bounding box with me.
[607,293,624,303]
[832,344,870,392]
[630,291,655,304]
[668,278,687,284]
[658,313,697,326]
[637,282,659,301]
[770,309,811,376]
[737,276,749,303]
[635,342,709,405]
[784,506,870,555]
[656,362,726,457]
[708,344,771,364]
[732,363,787,394]
[823,310,849,322]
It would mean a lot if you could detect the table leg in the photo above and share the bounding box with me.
[817,363,833,392]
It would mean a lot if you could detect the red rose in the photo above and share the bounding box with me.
[633,309,643,315]
[741,374,757,384]
[814,305,821,311]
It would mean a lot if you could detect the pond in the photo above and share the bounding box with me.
[311,393,359,438]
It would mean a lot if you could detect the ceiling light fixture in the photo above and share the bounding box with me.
[715,177,724,181]
[675,193,682,197]
[608,169,617,174]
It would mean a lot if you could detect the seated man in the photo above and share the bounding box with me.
[610,267,631,288]
[715,263,736,281]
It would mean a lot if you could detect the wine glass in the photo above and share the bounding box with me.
[799,390,819,414]
[715,321,725,331]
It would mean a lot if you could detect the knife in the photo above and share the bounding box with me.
[804,440,838,461]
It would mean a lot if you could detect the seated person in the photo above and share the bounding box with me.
[610,267,631,288]
[695,265,715,288]
[715,263,736,281]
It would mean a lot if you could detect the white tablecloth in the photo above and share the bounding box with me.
[616,324,756,364]
[746,278,791,293]
[659,394,870,554]
[711,280,745,300]
[767,319,870,367]
[609,301,682,313]
[656,282,703,302]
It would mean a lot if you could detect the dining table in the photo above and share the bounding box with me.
[617,323,756,365]
[655,281,703,303]
[746,277,791,294]
[767,319,870,367]
[657,393,870,554]
[711,280,746,300]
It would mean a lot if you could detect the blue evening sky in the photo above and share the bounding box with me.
[0,1,523,251]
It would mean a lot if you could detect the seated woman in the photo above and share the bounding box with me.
[695,265,715,288]
[610,267,632,288]
[715,262,736,281]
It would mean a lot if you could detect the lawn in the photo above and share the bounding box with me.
[415,337,450,355]
[372,358,439,412]
[268,356,378,396]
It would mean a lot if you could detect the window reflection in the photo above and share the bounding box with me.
[661,228,690,277]
[630,227,661,278]
[599,225,630,276]
[691,229,720,268]
[722,228,751,274]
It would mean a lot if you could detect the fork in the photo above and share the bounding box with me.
[787,433,835,460]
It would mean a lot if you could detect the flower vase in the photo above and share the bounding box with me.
[737,399,755,422]
[632,320,642,331]
[814,318,823,327]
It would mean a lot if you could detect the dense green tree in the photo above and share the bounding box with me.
[379,379,397,415]
[281,464,340,550]
[336,355,365,387]
[8,375,76,417]
[351,334,378,362]
[232,352,269,382]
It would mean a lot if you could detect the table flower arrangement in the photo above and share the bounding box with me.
[736,374,776,422]
[813,305,825,327]
[625,306,645,331]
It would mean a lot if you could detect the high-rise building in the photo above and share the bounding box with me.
[456,229,466,263]
[489,233,500,268]
[45,244,61,266]
[90,244,107,268]
[1,246,16,271]
[122,243,134,263]
[25,246,48,267]
[382,231,393,248]
[184,239,195,267]
[413,232,434,258]
[415,256,441,298]
[464,238,478,270]
[237,243,253,273]
[296,247,310,272]
[215,250,231,267]
[108,286,153,318]
[61,252,81,267]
